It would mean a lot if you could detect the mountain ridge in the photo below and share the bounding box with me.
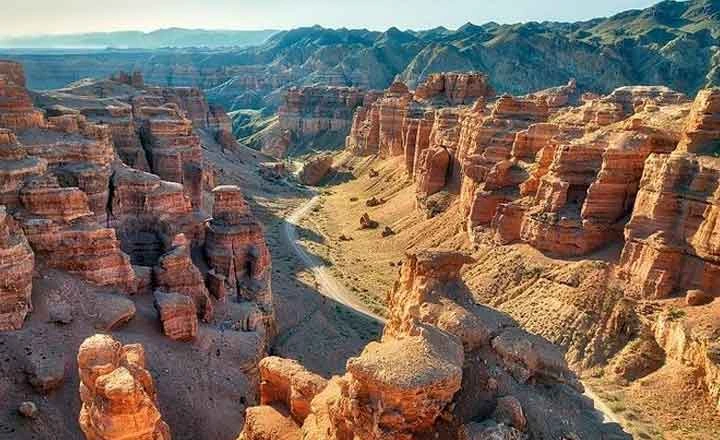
[1,0,719,110]
[0,28,279,49]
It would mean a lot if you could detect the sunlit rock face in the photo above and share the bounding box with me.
[77,335,172,440]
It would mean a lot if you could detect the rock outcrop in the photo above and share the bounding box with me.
[134,101,204,209]
[345,75,695,259]
[205,186,274,337]
[0,61,44,130]
[415,72,494,106]
[0,60,278,394]
[154,244,213,322]
[77,334,171,440]
[297,154,333,186]
[615,89,720,299]
[258,356,328,423]
[277,86,380,155]
[109,166,204,267]
[16,175,138,291]
[346,73,495,160]
[154,290,199,341]
[341,74,720,421]
[653,302,720,412]
[0,206,34,331]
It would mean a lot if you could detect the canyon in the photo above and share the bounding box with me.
[2,1,720,438]
[284,70,720,438]
[0,58,633,439]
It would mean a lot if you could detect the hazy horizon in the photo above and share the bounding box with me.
[1,0,663,38]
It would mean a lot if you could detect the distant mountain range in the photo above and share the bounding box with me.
[2,0,719,110]
[0,28,278,49]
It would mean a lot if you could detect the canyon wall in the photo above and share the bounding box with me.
[274,86,382,156]
[0,61,275,360]
[342,72,720,415]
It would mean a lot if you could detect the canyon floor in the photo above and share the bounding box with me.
[294,153,720,440]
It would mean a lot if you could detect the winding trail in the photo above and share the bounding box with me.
[283,193,623,427]
[283,194,386,324]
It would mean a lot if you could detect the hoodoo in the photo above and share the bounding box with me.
[77,335,171,440]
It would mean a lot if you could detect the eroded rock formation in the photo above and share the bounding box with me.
[340,72,720,420]
[205,185,274,337]
[0,60,276,396]
[415,72,493,106]
[154,290,199,341]
[346,73,495,162]
[154,244,213,322]
[239,249,609,439]
[0,206,34,331]
[297,154,333,186]
[77,334,171,440]
[276,86,381,156]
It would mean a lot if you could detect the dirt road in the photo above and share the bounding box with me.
[283,194,387,324]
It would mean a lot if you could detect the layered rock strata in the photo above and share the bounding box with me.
[348,75,698,260]
[0,61,277,364]
[77,334,171,440]
[258,356,328,423]
[154,290,199,341]
[346,73,495,160]
[154,244,213,322]
[0,61,44,130]
[414,72,493,106]
[16,175,137,291]
[205,186,274,336]
[278,86,381,155]
[0,206,34,331]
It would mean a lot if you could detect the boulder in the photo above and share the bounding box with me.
[154,290,198,341]
[381,226,395,237]
[18,401,38,419]
[686,290,715,306]
[25,352,66,393]
[298,155,333,186]
[94,294,136,331]
[359,213,379,229]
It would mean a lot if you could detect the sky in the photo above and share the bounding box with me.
[1,0,664,36]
